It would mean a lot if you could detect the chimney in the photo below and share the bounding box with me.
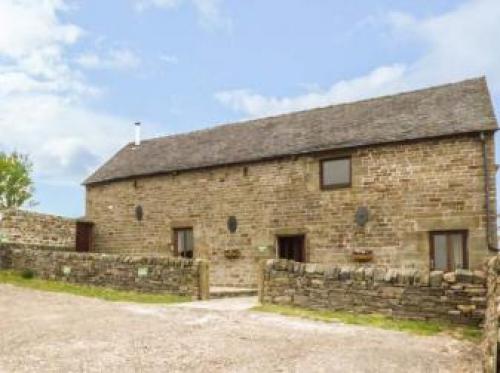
[134,122,141,146]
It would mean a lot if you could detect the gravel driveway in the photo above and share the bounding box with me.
[0,284,481,372]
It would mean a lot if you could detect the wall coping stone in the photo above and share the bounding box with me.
[0,244,199,267]
[0,242,74,252]
[265,259,483,287]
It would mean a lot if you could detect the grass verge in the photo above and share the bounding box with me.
[253,304,482,342]
[0,270,190,304]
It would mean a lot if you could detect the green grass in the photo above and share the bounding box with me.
[253,304,482,342]
[0,270,190,304]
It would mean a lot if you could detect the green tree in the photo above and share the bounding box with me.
[0,152,35,209]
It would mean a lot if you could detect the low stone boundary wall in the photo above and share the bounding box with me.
[259,259,487,326]
[0,244,209,300]
[0,209,75,248]
[482,256,500,373]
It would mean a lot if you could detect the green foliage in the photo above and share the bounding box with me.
[253,304,482,342]
[0,270,189,304]
[0,152,35,208]
[20,268,35,279]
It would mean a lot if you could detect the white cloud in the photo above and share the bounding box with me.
[0,0,81,60]
[0,95,132,183]
[135,0,180,12]
[0,0,152,185]
[159,54,179,64]
[76,48,141,70]
[216,65,407,118]
[135,0,231,31]
[216,0,500,118]
[387,0,500,86]
[192,0,231,31]
[0,0,85,96]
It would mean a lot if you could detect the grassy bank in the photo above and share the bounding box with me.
[253,304,482,342]
[0,270,189,304]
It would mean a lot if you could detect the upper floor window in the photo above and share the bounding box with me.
[430,230,468,271]
[320,157,351,189]
[174,228,194,258]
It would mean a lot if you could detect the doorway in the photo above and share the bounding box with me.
[76,221,93,252]
[277,235,305,262]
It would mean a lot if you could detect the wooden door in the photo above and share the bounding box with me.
[278,235,305,262]
[76,222,93,252]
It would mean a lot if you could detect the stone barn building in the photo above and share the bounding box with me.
[83,77,498,288]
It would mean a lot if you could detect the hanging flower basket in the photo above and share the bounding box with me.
[224,248,241,259]
[352,249,373,262]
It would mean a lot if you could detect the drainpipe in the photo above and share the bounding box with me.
[480,131,498,252]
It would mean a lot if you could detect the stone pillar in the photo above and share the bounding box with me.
[257,259,266,303]
[197,259,210,300]
[483,256,500,373]
[0,244,11,270]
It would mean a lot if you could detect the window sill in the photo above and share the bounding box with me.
[320,183,352,190]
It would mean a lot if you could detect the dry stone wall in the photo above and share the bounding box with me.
[482,256,500,373]
[0,209,75,249]
[260,259,487,325]
[0,244,209,299]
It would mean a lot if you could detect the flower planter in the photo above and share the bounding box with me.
[352,250,373,263]
[224,248,241,259]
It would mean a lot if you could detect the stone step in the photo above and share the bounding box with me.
[209,286,258,299]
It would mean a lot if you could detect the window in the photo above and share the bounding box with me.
[430,231,468,271]
[320,157,351,189]
[174,228,194,258]
[277,235,305,262]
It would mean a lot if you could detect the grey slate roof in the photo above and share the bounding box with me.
[84,77,498,185]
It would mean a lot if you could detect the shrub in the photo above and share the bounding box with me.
[20,269,35,279]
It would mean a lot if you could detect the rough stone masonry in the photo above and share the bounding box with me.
[0,209,75,249]
[260,259,488,326]
[85,134,497,288]
[83,78,499,289]
[0,244,209,300]
[482,255,500,373]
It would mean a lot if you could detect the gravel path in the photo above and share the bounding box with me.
[0,284,481,372]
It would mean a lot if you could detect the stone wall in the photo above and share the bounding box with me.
[482,256,500,372]
[259,259,487,325]
[0,244,209,300]
[0,209,75,249]
[85,133,497,287]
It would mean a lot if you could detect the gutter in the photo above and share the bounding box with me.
[480,131,499,252]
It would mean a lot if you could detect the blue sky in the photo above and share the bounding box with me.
[1,0,500,217]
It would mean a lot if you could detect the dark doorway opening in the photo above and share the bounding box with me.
[277,235,305,262]
[76,221,93,252]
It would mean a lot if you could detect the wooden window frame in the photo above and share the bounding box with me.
[276,234,306,262]
[320,156,352,190]
[173,227,194,258]
[429,230,468,271]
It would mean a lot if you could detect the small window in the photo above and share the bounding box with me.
[278,235,305,262]
[320,157,351,189]
[174,228,194,258]
[430,231,468,271]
